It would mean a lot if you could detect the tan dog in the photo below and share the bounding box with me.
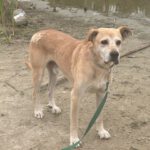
[26,26,131,145]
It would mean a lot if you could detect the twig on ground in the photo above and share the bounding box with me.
[5,81,19,92]
[4,81,24,95]
[121,43,150,58]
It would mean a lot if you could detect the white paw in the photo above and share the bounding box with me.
[47,101,53,108]
[48,102,61,114]
[52,105,61,114]
[34,109,44,119]
[98,129,111,139]
[70,137,81,147]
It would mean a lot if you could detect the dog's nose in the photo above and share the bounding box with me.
[110,51,119,60]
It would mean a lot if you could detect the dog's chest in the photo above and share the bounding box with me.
[87,71,110,93]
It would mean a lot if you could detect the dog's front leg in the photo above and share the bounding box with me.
[96,90,111,139]
[70,88,81,146]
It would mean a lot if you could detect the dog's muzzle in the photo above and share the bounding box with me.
[110,51,119,64]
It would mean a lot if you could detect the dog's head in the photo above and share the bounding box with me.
[87,26,132,65]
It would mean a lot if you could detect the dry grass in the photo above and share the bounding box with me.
[0,0,18,43]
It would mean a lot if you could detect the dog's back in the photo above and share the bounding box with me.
[27,29,81,79]
[30,29,79,52]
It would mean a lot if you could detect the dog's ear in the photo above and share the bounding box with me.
[118,26,132,40]
[87,29,99,42]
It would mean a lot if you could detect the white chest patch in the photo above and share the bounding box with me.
[87,73,109,93]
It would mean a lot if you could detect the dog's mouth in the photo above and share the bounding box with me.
[104,59,119,65]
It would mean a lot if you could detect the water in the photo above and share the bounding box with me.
[48,0,150,18]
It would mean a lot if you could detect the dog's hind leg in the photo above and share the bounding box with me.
[32,67,45,119]
[47,62,61,114]
[96,91,111,139]
[30,45,47,119]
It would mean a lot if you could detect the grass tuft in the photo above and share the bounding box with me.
[0,0,18,43]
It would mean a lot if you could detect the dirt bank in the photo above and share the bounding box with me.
[0,1,150,150]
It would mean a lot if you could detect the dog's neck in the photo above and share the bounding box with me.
[95,62,113,71]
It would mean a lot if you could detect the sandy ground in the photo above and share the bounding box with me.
[0,1,150,150]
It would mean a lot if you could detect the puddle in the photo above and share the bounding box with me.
[28,0,150,40]
[48,0,150,18]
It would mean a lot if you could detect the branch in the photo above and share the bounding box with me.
[121,43,150,58]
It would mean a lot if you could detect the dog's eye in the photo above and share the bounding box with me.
[116,40,121,46]
[101,40,109,45]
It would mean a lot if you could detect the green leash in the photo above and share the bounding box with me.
[62,82,109,150]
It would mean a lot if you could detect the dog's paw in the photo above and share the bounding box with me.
[52,105,61,114]
[98,129,111,139]
[70,137,81,147]
[48,102,61,114]
[34,109,44,119]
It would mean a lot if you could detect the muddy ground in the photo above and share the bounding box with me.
[0,1,150,150]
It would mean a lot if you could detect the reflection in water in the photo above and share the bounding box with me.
[49,0,150,18]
